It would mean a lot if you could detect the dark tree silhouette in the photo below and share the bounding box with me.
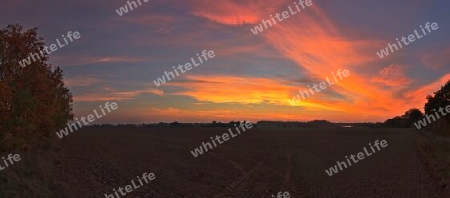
[405,108,424,120]
[0,24,73,151]
[405,108,424,126]
[425,80,450,119]
[384,116,404,128]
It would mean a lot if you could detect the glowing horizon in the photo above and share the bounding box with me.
[3,0,450,123]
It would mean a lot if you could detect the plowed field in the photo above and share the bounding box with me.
[53,127,447,197]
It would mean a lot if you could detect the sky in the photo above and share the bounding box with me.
[2,0,450,123]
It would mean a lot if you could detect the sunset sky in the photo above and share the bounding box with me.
[2,0,450,123]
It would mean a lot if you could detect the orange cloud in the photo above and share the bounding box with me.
[255,4,408,117]
[167,75,296,105]
[404,74,450,108]
[181,0,419,120]
[164,74,395,120]
[190,0,285,25]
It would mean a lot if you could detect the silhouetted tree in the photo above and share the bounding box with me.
[384,116,404,128]
[425,80,450,119]
[406,108,424,120]
[0,24,73,151]
[170,121,180,127]
[404,108,424,127]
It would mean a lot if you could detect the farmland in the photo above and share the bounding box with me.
[45,126,448,197]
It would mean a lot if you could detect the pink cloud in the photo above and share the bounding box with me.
[370,64,412,87]
[421,48,450,70]
[190,0,285,25]
[117,14,177,26]
[65,77,101,87]
[74,89,164,102]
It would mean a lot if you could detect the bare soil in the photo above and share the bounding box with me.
[52,126,447,198]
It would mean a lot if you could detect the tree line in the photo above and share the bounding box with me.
[384,80,450,135]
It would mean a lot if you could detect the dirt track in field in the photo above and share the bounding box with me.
[54,126,445,197]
